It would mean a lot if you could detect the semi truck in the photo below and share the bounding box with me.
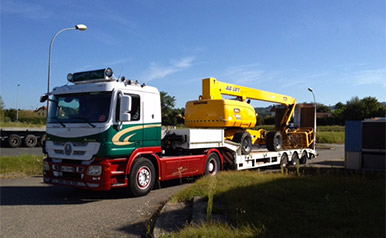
[41,68,316,196]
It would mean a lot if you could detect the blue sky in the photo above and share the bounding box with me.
[1,0,385,110]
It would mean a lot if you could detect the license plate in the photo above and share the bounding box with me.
[61,166,74,172]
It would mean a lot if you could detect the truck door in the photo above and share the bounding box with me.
[112,92,144,154]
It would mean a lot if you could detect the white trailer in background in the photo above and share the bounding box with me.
[0,127,46,148]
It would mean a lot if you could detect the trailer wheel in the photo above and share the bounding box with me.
[233,132,252,155]
[129,158,155,197]
[299,151,307,165]
[205,152,220,176]
[266,131,283,151]
[39,134,47,147]
[280,153,289,168]
[290,152,299,166]
[24,134,38,147]
[8,134,22,148]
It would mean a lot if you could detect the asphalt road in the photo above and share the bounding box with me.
[0,144,344,237]
[0,178,191,238]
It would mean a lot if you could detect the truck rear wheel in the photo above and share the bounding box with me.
[205,152,220,175]
[8,134,21,148]
[24,134,38,147]
[129,158,155,197]
[266,131,283,151]
[233,132,252,155]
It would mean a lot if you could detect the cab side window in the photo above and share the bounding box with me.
[129,94,141,121]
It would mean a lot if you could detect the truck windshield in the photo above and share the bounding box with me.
[48,92,112,124]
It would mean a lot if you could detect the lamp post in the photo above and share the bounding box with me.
[16,84,20,122]
[308,88,316,150]
[47,24,87,113]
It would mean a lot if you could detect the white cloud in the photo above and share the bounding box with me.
[141,57,195,82]
[222,63,279,85]
[1,0,54,19]
[353,69,386,87]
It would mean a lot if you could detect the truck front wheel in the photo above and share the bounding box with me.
[129,158,156,197]
[205,152,220,175]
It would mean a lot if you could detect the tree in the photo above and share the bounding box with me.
[3,109,17,121]
[334,102,345,110]
[342,96,385,121]
[332,102,346,125]
[316,103,331,113]
[361,96,386,119]
[0,95,4,111]
[160,91,184,126]
[0,95,4,120]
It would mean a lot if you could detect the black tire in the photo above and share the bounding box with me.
[280,153,289,169]
[299,151,307,165]
[290,152,299,167]
[8,134,21,148]
[24,134,38,147]
[39,134,47,147]
[205,152,220,175]
[129,158,156,197]
[266,131,283,151]
[233,132,252,155]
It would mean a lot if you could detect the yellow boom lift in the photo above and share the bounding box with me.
[185,78,315,154]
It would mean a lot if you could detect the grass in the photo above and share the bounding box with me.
[0,121,45,128]
[167,170,385,238]
[0,154,44,177]
[317,131,345,144]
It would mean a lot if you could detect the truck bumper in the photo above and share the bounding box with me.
[43,157,122,191]
[43,176,112,191]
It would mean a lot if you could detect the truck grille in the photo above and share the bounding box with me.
[47,141,100,161]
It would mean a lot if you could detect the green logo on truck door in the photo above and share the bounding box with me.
[112,124,161,146]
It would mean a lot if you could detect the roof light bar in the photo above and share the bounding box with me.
[68,68,115,84]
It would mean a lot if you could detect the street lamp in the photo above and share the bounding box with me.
[46,24,87,113]
[16,84,20,122]
[308,88,316,150]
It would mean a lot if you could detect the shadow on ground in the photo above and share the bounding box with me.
[0,178,194,206]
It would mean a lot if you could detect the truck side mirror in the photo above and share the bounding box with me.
[40,95,49,103]
[119,95,132,122]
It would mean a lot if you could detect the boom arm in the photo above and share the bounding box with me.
[202,78,296,105]
[201,78,297,128]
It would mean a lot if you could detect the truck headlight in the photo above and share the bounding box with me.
[87,165,102,176]
[43,161,50,171]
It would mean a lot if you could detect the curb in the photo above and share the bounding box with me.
[153,200,191,238]
[153,196,227,237]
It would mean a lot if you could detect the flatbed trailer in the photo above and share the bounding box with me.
[162,128,315,172]
[0,127,46,148]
